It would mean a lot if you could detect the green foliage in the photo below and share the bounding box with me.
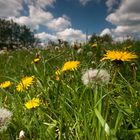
[89,34,113,44]
[0,41,140,140]
[0,19,37,49]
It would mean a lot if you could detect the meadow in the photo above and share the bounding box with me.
[0,40,140,140]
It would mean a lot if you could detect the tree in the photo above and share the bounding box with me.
[89,34,112,44]
[0,18,38,49]
[101,34,112,43]
[89,34,101,44]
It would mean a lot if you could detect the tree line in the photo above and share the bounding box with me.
[0,18,38,50]
[1,18,135,51]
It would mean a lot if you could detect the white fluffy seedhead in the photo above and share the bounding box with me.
[0,107,12,132]
[81,68,110,87]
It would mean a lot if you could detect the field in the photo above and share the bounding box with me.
[0,41,140,140]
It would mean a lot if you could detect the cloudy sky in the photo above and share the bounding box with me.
[0,0,140,42]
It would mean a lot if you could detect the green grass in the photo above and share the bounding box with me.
[0,42,140,140]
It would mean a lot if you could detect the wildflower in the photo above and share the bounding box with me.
[123,45,132,50]
[87,51,93,57]
[56,76,60,81]
[55,69,61,75]
[81,69,110,86]
[0,81,12,89]
[25,98,40,109]
[101,50,138,62]
[19,130,26,139]
[77,48,83,54]
[31,56,41,64]
[61,61,80,72]
[55,69,61,81]
[0,107,12,132]
[0,49,8,55]
[16,76,34,92]
[92,43,97,47]
[55,46,60,51]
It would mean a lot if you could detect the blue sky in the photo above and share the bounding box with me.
[0,0,140,42]
[47,0,112,34]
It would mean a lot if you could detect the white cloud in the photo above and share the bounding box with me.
[11,5,71,32]
[9,16,39,30]
[0,0,23,17]
[79,0,92,5]
[79,0,101,5]
[1,0,90,43]
[9,2,71,32]
[29,5,53,25]
[107,12,140,26]
[24,0,55,8]
[35,32,57,41]
[9,5,54,30]
[105,0,140,40]
[47,15,71,31]
[113,36,133,42]
[106,0,119,11]
[57,28,87,42]
[35,0,55,8]
[35,28,88,43]
[113,24,140,36]
[100,28,111,36]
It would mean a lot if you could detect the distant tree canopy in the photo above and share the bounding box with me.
[89,34,113,44]
[0,18,38,49]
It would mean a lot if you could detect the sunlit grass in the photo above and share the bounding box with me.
[0,43,140,140]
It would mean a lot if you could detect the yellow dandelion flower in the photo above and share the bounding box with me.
[92,43,97,47]
[123,45,132,50]
[55,69,61,75]
[101,50,138,62]
[55,69,61,81]
[56,76,60,81]
[16,76,34,92]
[61,61,80,72]
[25,98,40,109]
[31,56,41,64]
[0,81,12,88]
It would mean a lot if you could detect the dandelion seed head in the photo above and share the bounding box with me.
[87,51,93,57]
[77,48,83,54]
[0,107,12,132]
[55,46,60,51]
[81,69,110,87]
